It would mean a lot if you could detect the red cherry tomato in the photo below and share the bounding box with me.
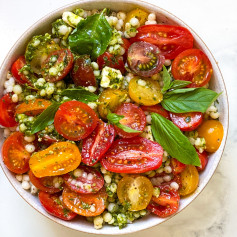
[141,104,170,120]
[29,170,63,194]
[63,165,104,194]
[0,93,18,127]
[40,134,59,145]
[54,101,98,141]
[196,150,208,172]
[71,55,96,87]
[97,52,125,74]
[2,132,34,174]
[41,49,74,82]
[130,25,194,59]
[171,158,186,175]
[101,137,163,173]
[38,191,77,221]
[81,121,115,166]
[169,112,203,131]
[171,49,213,87]
[147,184,180,218]
[114,103,146,138]
[127,41,165,77]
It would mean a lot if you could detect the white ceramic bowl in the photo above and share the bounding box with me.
[0,0,229,235]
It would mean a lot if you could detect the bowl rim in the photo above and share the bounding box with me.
[0,0,229,235]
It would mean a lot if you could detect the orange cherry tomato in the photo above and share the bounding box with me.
[197,120,224,153]
[171,158,186,175]
[125,8,148,26]
[29,142,81,178]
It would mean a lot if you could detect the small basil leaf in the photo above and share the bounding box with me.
[169,80,192,90]
[31,102,60,134]
[161,66,172,93]
[151,113,200,166]
[161,88,220,113]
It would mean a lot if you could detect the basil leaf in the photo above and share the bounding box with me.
[31,102,60,134]
[107,113,141,133]
[68,9,112,59]
[161,66,172,93]
[169,80,192,89]
[61,88,98,103]
[151,113,200,166]
[161,88,220,113]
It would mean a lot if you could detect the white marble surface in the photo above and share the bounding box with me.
[0,0,236,236]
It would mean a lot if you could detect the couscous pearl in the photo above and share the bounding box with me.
[54,182,60,188]
[145,20,157,25]
[25,144,35,153]
[165,159,170,166]
[31,185,38,194]
[16,174,23,182]
[91,62,99,70]
[24,135,35,143]
[115,23,122,31]
[6,85,13,93]
[82,172,88,179]
[118,19,124,26]
[71,179,76,185]
[148,13,156,21]
[8,78,15,85]
[22,181,31,190]
[12,94,18,103]
[163,175,172,182]
[164,166,172,173]
[119,47,125,55]
[101,167,107,174]
[103,212,112,222]
[117,12,126,20]
[3,128,10,137]
[112,16,118,25]
[170,182,179,190]
[146,115,152,124]
[90,205,96,212]
[58,25,68,35]
[157,167,164,173]
[40,89,46,96]
[22,174,30,181]
[74,169,83,177]
[104,175,112,184]
[164,59,172,66]
[88,102,97,110]
[130,17,139,27]
[87,173,94,181]
[13,85,22,94]
[94,216,103,229]
[87,86,97,93]
[108,203,117,212]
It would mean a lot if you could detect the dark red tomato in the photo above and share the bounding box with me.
[196,150,208,172]
[71,55,96,87]
[122,38,131,60]
[40,134,59,145]
[170,112,203,131]
[0,93,18,127]
[141,104,170,120]
[81,120,115,166]
[130,25,194,59]
[29,170,62,194]
[114,103,146,138]
[171,49,213,87]
[41,49,74,82]
[11,56,32,85]
[54,101,98,141]
[171,158,186,175]
[63,165,104,194]
[127,41,165,77]
[38,191,77,221]
[147,184,180,218]
[97,52,125,74]
[2,132,33,174]
[101,137,163,173]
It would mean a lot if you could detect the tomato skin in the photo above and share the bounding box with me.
[130,25,194,59]
[81,121,115,166]
[114,103,146,138]
[62,187,107,217]
[122,38,131,60]
[97,52,125,74]
[41,49,74,82]
[71,55,96,87]
[0,93,18,127]
[141,104,170,120]
[171,158,186,175]
[196,150,208,172]
[101,137,163,173]
[54,101,98,141]
[40,134,59,145]
[63,165,104,194]
[171,49,213,87]
[169,112,203,131]
[38,191,77,221]
[2,132,33,174]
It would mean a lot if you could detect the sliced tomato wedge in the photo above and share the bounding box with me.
[171,49,213,87]
[101,137,163,173]
[41,49,74,82]
[0,93,18,127]
[171,158,186,175]
[54,101,98,141]
[169,112,203,131]
[196,150,208,172]
[130,25,194,59]
[62,187,107,217]
[38,191,77,221]
[71,55,96,87]
[63,166,104,194]
[114,103,146,138]
[81,121,115,166]
[122,38,131,60]
[141,104,170,120]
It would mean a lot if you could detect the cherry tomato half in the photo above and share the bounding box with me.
[130,25,194,59]
[171,158,186,175]
[101,137,163,173]
[171,49,213,87]
[122,38,131,60]
[169,112,203,131]
[38,191,77,221]
[125,8,148,26]
[54,101,98,141]
[0,93,18,127]
[127,41,165,77]
[41,49,74,82]
[141,104,170,119]
[196,150,208,172]
[62,187,107,217]
[63,165,104,194]
[81,120,115,166]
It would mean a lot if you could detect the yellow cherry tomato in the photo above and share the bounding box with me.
[117,175,153,211]
[98,89,128,119]
[125,8,148,26]
[129,77,163,106]
[197,120,224,153]
[179,165,199,196]
[29,142,81,178]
